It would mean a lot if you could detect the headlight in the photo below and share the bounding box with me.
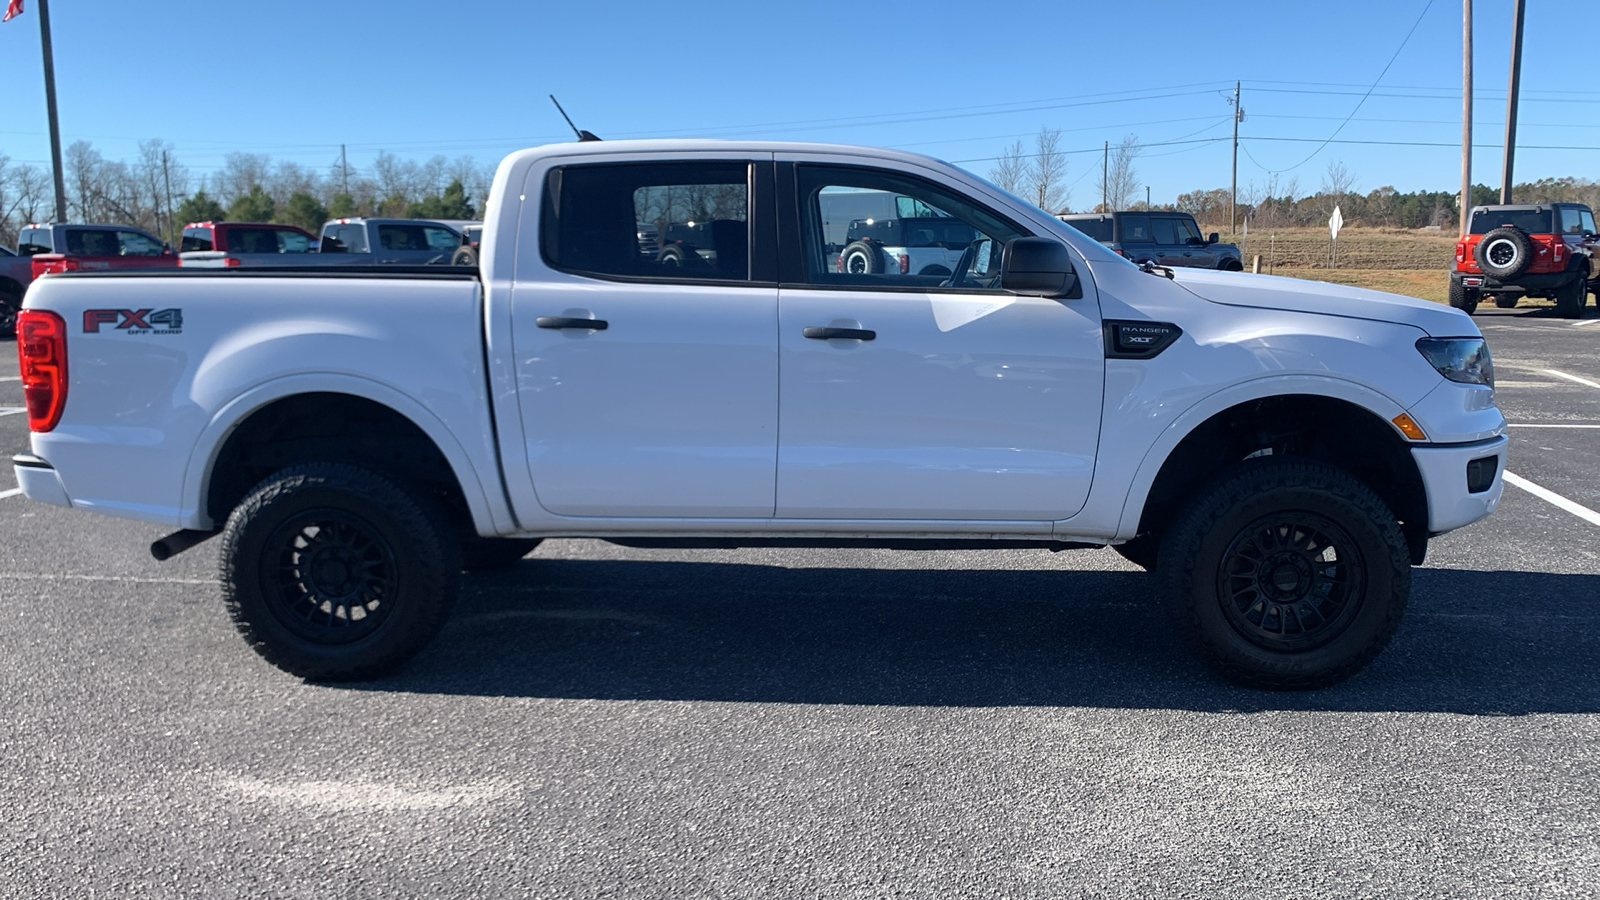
[1416,337,1494,388]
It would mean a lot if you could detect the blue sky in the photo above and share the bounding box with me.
[0,0,1592,209]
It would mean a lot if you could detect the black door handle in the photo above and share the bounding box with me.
[537,316,608,330]
[803,326,875,341]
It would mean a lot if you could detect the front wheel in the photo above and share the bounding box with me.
[219,463,461,680]
[0,290,19,337]
[1156,459,1409,689]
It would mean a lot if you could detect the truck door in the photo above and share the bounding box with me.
[773,158,1104,521]
[506,156,779,518]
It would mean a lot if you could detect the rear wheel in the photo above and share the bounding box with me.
[1555,275,1586,319]
[220,463,460,680]
[1447,278,1479,314]
[1156,459,1410,689]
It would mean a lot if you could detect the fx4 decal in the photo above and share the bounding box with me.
[83,308,183,334]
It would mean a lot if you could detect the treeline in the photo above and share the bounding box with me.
[0,139,499,247]
[1174,178,1600,233]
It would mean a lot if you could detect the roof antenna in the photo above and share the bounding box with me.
[549,95,602,142]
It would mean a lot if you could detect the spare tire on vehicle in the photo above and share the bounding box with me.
[451,245,478,267]
[1473,226,1534,279]
[839,241,884,275]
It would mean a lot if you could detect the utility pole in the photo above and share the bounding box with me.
[340,144,350,195]
[37,0,67,222]
[1101,141,1108,212]
[1230,81,1241,237]
[1499,0,1525,204]
[1460,0,1472,234]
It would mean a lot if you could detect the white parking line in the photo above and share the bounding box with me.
[1543,368,1600,390]
[1508,424,1600,429]
[0,488,21,500]
[0,376,19,382]
[1504,471,1600,527]
[0,408,26,417]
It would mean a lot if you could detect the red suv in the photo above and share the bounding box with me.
[1449,203,1599,317]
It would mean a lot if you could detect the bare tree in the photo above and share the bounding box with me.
[1096,134,1141,211]
[988,140,1029,196]
[1318,159,1356,219]
[216,152,271,207]
[1029,128,1069,214]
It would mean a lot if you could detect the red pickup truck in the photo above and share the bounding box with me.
[177,221,322,267]
[20,223,178,280]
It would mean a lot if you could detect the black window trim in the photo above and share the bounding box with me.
[537,158,777,288]
[778,161,1033,295]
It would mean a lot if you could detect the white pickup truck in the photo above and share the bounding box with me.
[12,140,1506,689]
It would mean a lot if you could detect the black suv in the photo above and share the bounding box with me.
[1058,211,1243,271]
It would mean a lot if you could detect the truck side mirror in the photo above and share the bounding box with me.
[1000,237,1079,298]
[1208,232,1220,245]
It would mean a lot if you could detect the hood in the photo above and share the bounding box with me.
[1167,268,1476,337]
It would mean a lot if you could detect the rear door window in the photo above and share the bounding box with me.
[541,161,751,281]
[1118,214,1152,243]
[227,228,283,254]
[1150,217,1177,246]
[65,229,118,256]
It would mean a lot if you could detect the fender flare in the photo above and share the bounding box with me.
[1109,375,1415,541]
[177,373,516,535]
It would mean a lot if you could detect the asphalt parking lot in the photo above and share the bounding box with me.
[1,303,1596,898]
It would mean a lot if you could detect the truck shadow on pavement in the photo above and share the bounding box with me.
[352,557,1600,715]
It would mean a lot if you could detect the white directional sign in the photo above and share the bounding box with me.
[1329,205,1344,240]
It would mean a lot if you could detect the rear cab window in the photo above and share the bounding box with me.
[181,227,213,252]
[18,228,52,255]
[1061,217,1112,242]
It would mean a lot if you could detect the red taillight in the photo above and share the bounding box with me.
[224,257,242,267]
[1553,241,1564,264]
[1455,243,1466,264]
[898,253,909,274]
[16,309,68,433]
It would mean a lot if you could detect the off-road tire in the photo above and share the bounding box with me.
[1155,458,1410,690]
[1492,294,1519,309]
[220,463,461,680]
[840,241,884,275]
[1474,226,1534,279]
[1555,275,1586,319]
[461,537,543,571]
[1447,278,1479,315]
[451,245,478,267]
[1219,259,1244,272]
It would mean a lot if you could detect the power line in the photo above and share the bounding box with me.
[1248,0,1437,174]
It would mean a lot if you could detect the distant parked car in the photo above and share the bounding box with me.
[1057,211,1243,271]
[19,223,178,282]
[1448,202,1598,317]
[318,218,463,266]
[178,221,328,268]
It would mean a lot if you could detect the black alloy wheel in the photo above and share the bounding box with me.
[260,508,400,645]
[1215,512,1364,653]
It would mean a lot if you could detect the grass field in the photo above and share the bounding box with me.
[1201,225,1465,305]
